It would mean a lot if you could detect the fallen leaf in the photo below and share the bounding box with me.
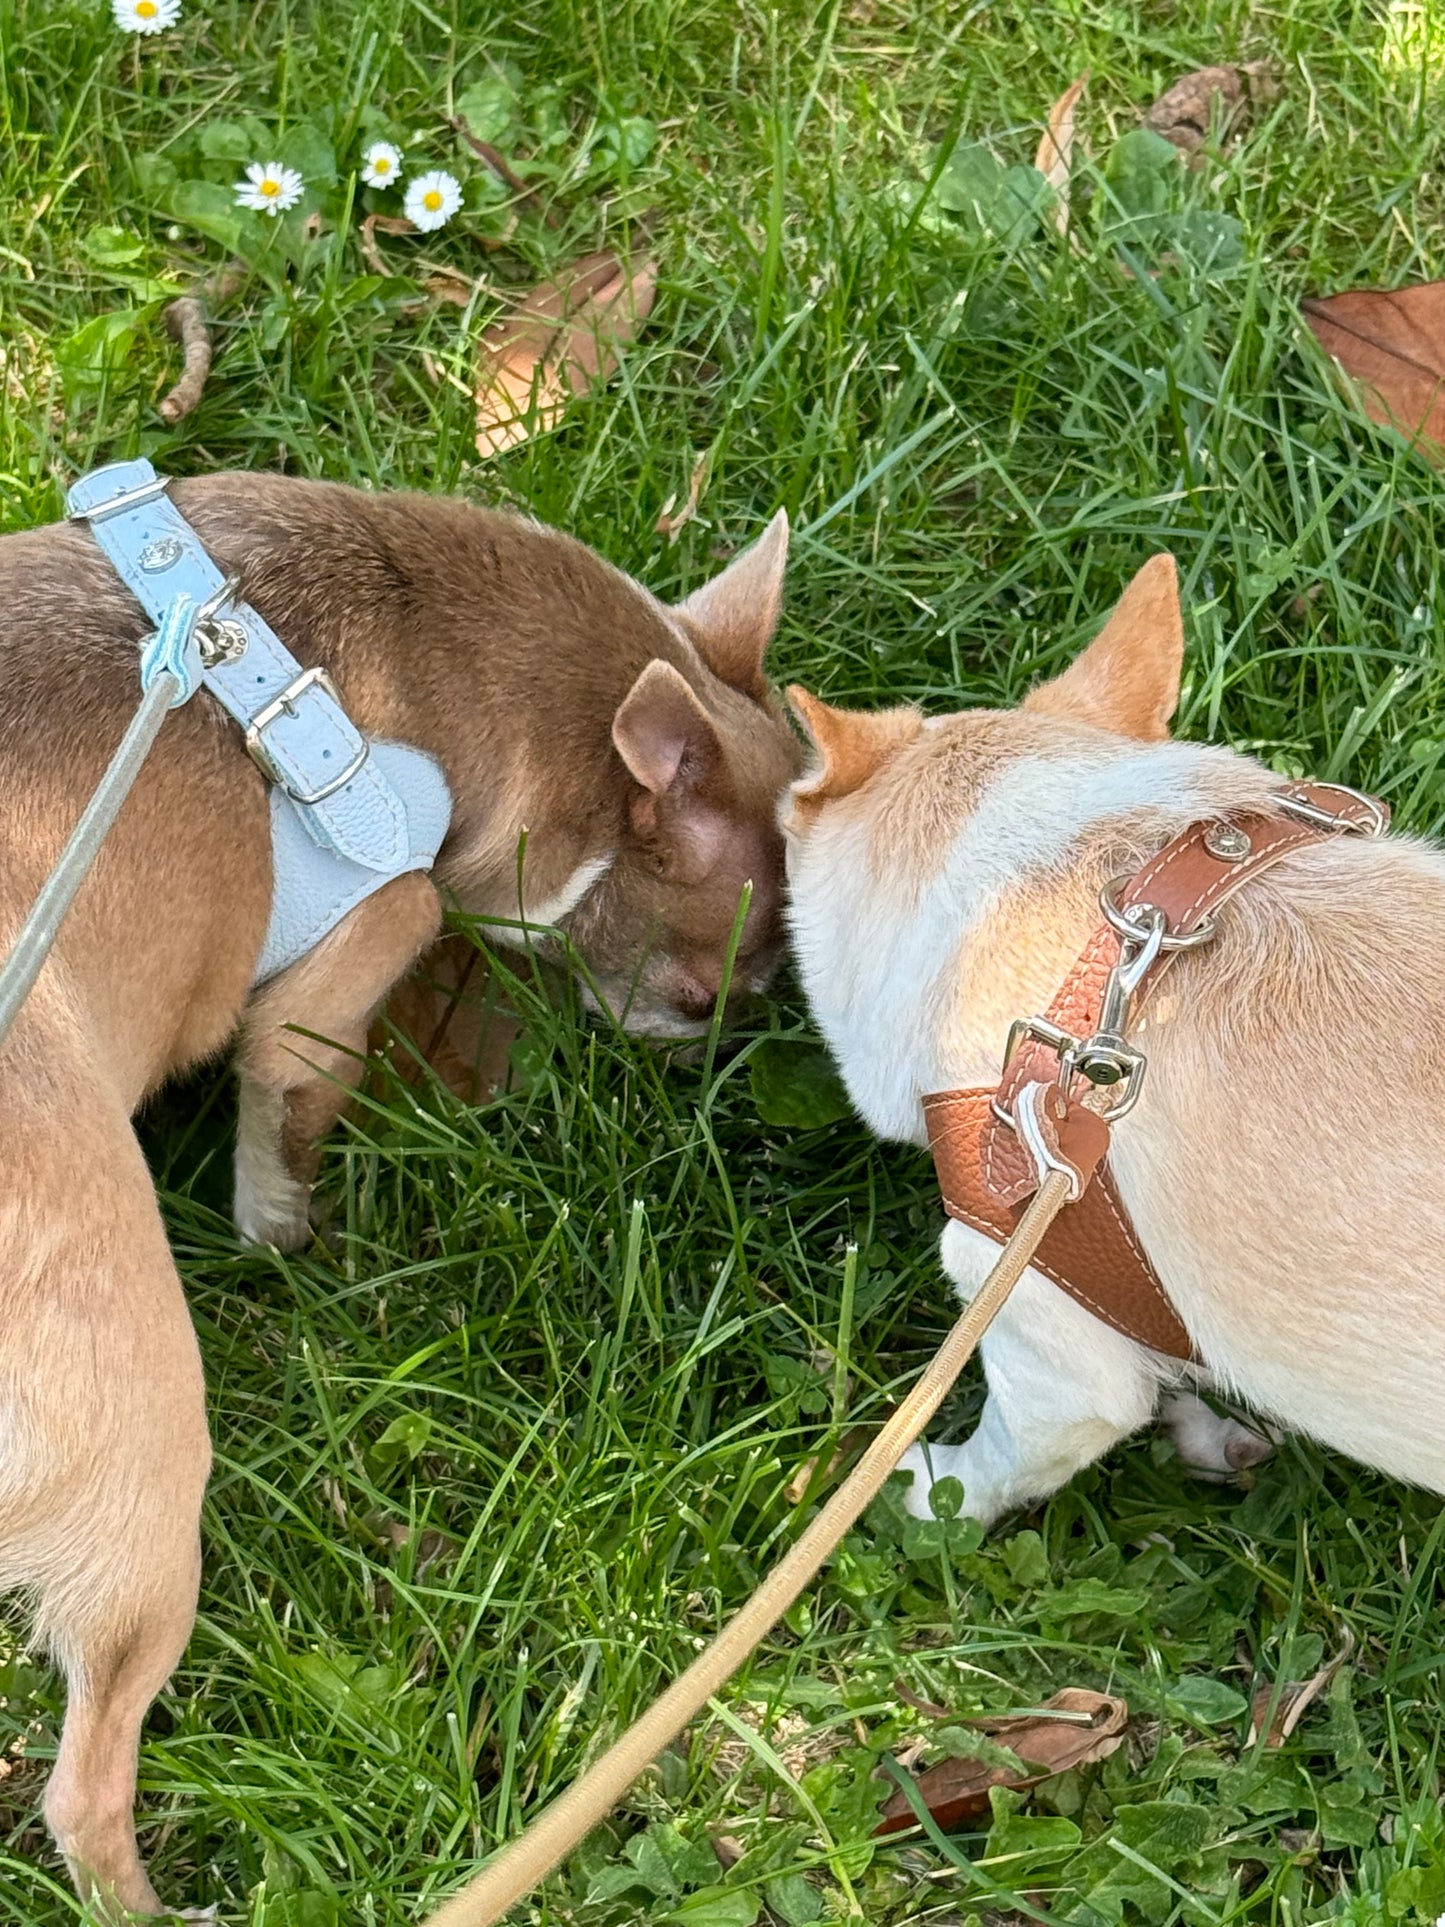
[784,1425,871,1504]
[874,1687,1128,1835]
[657,449,712,539]
[375,936,519,1104]
[1144,65,1245,155]
[1302,283,1445,458]
[1035,72,1088,237]
[360,212,417,275]
[1247,1629,1355,1748]
[425,268,485,307]
[474,249,657,458]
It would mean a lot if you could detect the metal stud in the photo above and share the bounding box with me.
[1203,822,1252,862]
[139,535,183,573]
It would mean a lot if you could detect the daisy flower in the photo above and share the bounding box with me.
[404,170,462,233]
[113,0,180,31]
[233,162,304,217]
[361,141,403,189]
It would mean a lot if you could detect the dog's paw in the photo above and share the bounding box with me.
[1163,1390,1278,1479]
[233,1167,312,1252]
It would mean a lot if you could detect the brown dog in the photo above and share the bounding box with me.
[0,475,799,1915]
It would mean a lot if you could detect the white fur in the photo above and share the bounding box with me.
[233,1081,310,1249]
[788,740,1214,1142]
[787,726,1436,1526]
[494,851,614,946]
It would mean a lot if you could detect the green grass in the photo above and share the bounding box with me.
[4,0,1445,1920]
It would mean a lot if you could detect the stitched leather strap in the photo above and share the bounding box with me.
[925,1086,1194,1356]
[66,460,453,982]
[67,459,419,873]
[923,783,1388,1360]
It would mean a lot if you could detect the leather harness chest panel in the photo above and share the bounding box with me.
[922,782,1388,1361]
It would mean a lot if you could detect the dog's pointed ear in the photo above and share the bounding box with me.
[1023,554,1184,741]
[613,659,721,794]
[677,509,789,698]
[787,686,923,801]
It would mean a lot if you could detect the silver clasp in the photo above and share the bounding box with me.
[193,575,249,668]
[994,889,1218,1130]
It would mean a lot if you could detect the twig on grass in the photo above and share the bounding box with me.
[156,260,247,425]
[449,116,559,226]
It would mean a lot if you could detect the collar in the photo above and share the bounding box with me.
[920,781,1388,1360]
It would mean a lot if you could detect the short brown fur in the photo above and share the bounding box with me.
[0,475,800,1914]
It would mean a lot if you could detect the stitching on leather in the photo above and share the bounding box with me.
[938,1197,1174,1344]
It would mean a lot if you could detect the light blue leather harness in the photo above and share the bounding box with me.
[65,461,452,982]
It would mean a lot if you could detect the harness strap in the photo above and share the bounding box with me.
[65,462,452,981]
[922,781,1388,1359]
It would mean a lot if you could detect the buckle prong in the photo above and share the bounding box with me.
[244,666,370,805]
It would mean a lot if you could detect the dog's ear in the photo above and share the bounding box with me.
[676,510,789,698]
[1023,554,1184,741]
[787,686,924,801]
[613,660,720,793]
[612,660,731,866]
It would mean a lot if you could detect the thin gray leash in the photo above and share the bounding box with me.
[0,593,203,1052]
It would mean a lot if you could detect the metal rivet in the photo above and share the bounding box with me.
[1203,822,1253,862]
[139,535,183,573]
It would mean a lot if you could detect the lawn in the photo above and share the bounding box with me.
[4,0,1445,1921]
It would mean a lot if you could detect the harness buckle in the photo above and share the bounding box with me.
[244,666,370,805]
[1276,783,1388,837]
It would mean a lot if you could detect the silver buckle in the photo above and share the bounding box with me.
[1276,784,1387,837]
[66,474,172,524]
[244,666,370,805]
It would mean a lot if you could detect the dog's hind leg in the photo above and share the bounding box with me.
[0,1041,209,1917]
[234,871,442,1248]
[1160,1388,1277,1477]
[899,1221,1164,1528]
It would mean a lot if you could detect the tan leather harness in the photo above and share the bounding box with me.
[922,781,1389,1359]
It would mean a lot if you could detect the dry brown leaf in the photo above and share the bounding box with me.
[375,937,519,1105]
[1246,1629,1355,1748]
[1144,65,1245,154]
[425,269,485,307]
[874,1687,1128,1836]
[1302,283,1445,459]
[474,249,657,459]
[657,449,712,540]
[1035,72,1088,237]
[360,212,417,275]
[783,1425,871,1505]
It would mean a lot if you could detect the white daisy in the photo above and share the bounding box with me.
[404,169,462,233]
[112,0,180,31]
[233,162,304,217]
[361,141,403,189]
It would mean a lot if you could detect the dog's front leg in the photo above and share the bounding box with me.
[898,1221,1165,1528]
[234,871,442,1248]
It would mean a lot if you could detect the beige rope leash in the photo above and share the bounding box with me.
[423,1168,1073,1927]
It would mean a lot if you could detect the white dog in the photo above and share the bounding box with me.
[782,556,1445,1526]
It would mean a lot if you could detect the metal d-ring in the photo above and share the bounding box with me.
[1099,879,1217,950]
